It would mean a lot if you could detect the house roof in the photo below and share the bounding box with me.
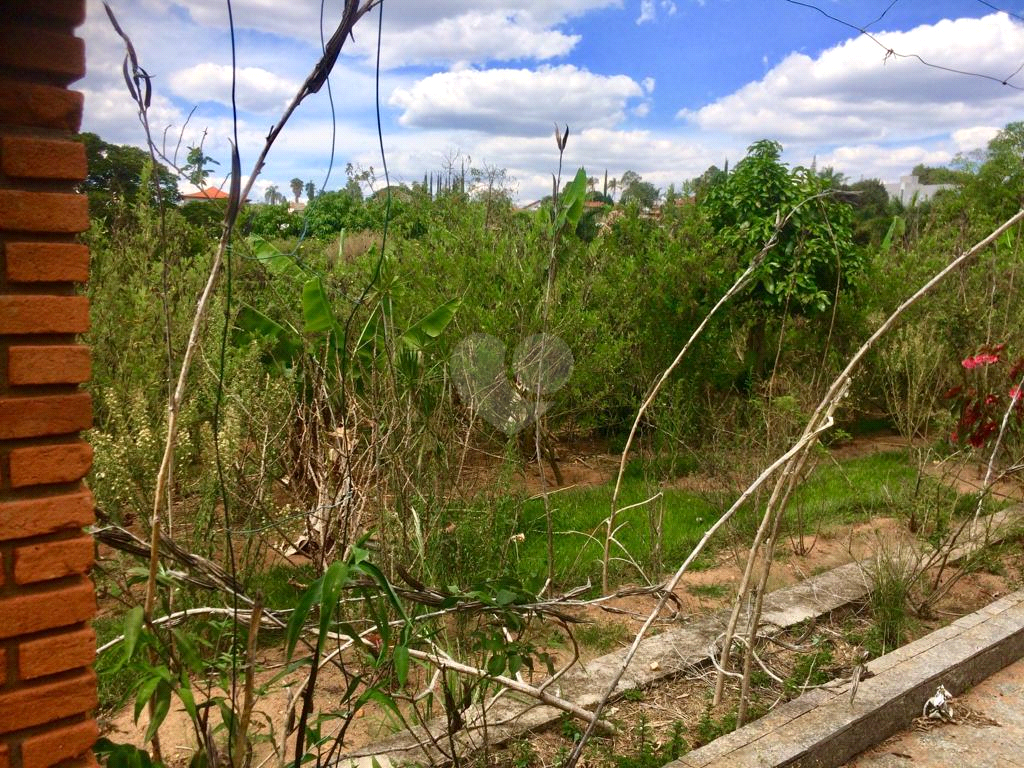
[182,186,229,200]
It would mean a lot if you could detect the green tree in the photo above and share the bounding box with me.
[966,121,1024,220]
[290,177,304,204]
[701,139,859,380]
[304,190,371,237]
[910,163,970,186]
[77,132,179,221]
[305,180,316,201]
[183,144,219,189]
[619,170,660,208]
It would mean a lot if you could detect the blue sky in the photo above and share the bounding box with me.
[80,1,1024,202]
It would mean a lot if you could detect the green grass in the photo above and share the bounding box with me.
[514,479,716,587]
[575,621,629,651]
[787,450,919,526]
[687,583,730,599]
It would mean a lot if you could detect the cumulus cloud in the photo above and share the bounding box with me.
[814,143,955,183]
[390,66,645,136]
[169,64,298,114]
[680,13,1024,146]
[363,11,581,68]
[175,0,620,66]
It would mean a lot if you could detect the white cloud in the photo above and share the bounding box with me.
[174,0,621,67]
[637,0,656,24]
[680,13,1024,146]
[814,143,954,183]
[169,64,298,114]
[951,125,1000,151]
[661,1,678,16]
[360,11,581,68]
[390,66,645,136]
[642,77,656,94]
[633,102,651,117]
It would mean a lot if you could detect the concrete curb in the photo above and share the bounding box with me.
[673,589,1024,767]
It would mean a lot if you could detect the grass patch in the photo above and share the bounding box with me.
[575,621,629,652]
[687,583,729,599]
[788,450,919,526]
[514,479,716,588]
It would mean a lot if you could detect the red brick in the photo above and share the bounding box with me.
[0,1,87,26]
[21,719,98,768]
[4,243,90,284]
[18,626,95,680]
[0,647,6,685]
[14,535,94,584]
[0,81,82,132]
[0,136,87,180]
[0,581,94,641]
[0,29,85,83]
[9,441,93,488]
[0,393,92,440]
[0,295,89,334]
[8,345,91,385]
[0,191,88,234]
[0,669,96,734]
[0,491,94,542]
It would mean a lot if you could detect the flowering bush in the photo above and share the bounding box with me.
[946,343,1024,449]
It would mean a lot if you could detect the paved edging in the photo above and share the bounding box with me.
[673,588,1024,767]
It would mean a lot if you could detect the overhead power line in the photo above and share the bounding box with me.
[783,0,1024,90]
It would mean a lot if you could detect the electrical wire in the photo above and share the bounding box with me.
[974,0,1024,23]
[783,0,1024,89]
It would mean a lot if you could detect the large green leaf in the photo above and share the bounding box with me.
[286,576,324,660]
[251,236,304,278]
[302,277,337,333]
[401,298,461,350]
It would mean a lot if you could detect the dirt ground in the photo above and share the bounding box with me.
[97,435,1024,767]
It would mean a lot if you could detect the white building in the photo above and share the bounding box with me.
[884,175,956,205]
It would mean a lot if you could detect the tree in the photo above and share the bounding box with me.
[264,185,284,205]
[619,170,659,209]
[816,166,847,189]
[911,163,969,186]
[701,139,859,380]
[183,144,219,189]
[965,121,1024,220]
[77,132,179,221]
[290,177,304,204]
[305,181,316,201]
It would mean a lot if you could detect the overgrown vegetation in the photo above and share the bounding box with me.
[83,20,1024,762]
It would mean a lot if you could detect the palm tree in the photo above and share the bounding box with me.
[265,185,280,204]
[290,177,304,203]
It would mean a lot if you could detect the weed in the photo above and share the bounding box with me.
[575,622,629,652]
[784,647,833,693]
[867,544,918,653]
[687,583,729,599]
[622,688,646,702]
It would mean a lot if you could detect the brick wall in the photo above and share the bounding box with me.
[0,2,98,767]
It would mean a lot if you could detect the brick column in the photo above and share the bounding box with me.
[0,2,99,767]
